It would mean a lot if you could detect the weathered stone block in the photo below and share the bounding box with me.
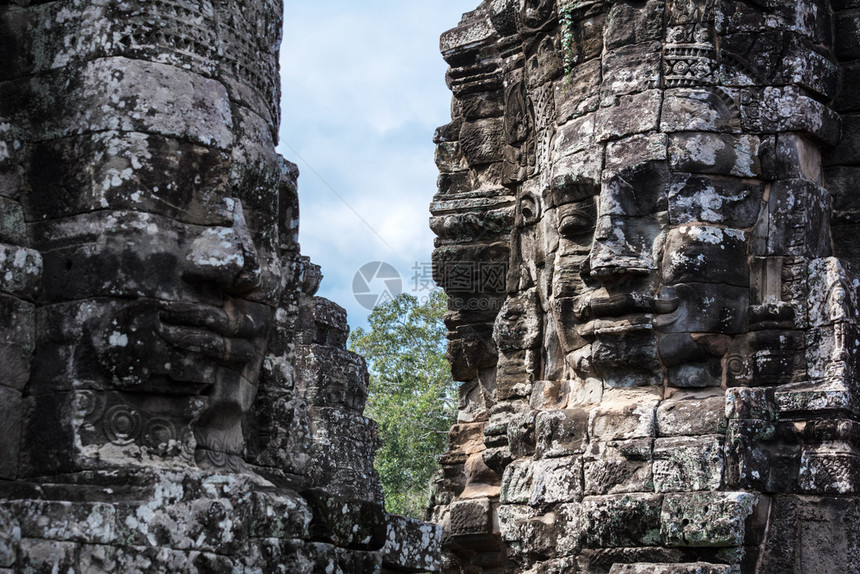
[0,244,41,300]
[600,43,662,102]
[435,141,468,174]
[668,173,762,228]
[662,225,749,286]
[724,329,806,388]
[500,505,570,560]
[724,388,774,420]
[459,118,506,166]
[581,494,664,548]
[658,332,726,388]
[555,59,602,123]
[530,379,571,412]
[34,58,233,148]
[600,160,669,216]
[835,11,860,60]
[661,492,759,547]
[590,213,666,275]
[554,113,597,158]
[18,539,76,573]
[653,435,725,492]
[460,90,505,121]
[669,133,760,177]
[769,133,822,182]
[501,458,535,504]
[721,32,837,98]
[550,148,602,206]
[382,515,442,573]
[755,88,841,146]
[295,345,368,413]
[24,133,233,224]
[834,62,860,113]
[522,556,580,573]
[0,506,19,568]
[0,387,21,480]
[725,419,782,491]
[507,409,538,457]
[525,35,564,88]
[535,408,589,458]
[661,88,740,133]
[604,0,664,49]
[0,197,24,246]
[305,492,386,551]
[657,390,726,437]
[765,179,831,258]
[656,282,748,334]
[588,389,660,441]
[826,165,860,224]
[798,443,860,494]
[584,439,654,495]
[596,89,662,141]
[306,407,382,504]
[604,133,669,174]
[825,114,860,166]
[530,456,583,505]
[609,563,734,574]
[756,496,860,573]
[449,498,493,537]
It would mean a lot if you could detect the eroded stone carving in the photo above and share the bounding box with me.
[431,0,860,572]
[0,1,440,571]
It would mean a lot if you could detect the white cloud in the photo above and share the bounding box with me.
[278,1,476,328]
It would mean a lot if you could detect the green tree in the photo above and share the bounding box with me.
[348,290,456,518]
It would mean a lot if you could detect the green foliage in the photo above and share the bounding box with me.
[560,7,576,85]
[348,290,456,518]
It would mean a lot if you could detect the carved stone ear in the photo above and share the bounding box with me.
[517,190,541,227]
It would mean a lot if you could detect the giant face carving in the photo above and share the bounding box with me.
[31,171,288,471]
[18,31,292,473]
[434,0,848,570]
[499,0,774,392]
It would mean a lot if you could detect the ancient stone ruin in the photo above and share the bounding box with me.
[430,0,860,572]
[0,1,439,571]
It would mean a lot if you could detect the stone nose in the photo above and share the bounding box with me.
[183,199,261,292]
[587,213,663,281]
[587,165,669,282]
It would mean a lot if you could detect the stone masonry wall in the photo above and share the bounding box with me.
[430,1,860,572]
[0,1,440,572]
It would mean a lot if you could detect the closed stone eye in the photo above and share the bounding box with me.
[557,198,596,237]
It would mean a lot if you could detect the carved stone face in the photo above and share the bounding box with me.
[434,0,851,569]
[513,1,764,391]
[31,178,286,470]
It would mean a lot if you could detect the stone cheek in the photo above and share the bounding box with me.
[430,0,860,570]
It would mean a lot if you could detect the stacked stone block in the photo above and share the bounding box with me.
[430,0,860,572]
[0,0,441,571]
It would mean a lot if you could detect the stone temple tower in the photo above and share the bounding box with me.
[429,0,860,572]
[0,1,439,571]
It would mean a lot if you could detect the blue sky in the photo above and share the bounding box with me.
[278,1,477,330]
